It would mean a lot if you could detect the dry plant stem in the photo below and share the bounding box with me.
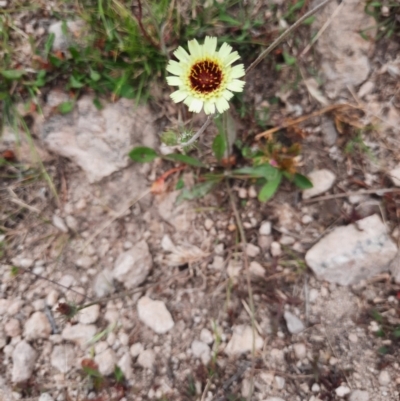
[303,187,400,203]
[245,0,335,75]
[299,0,344,58]
[226,181,255,401]
[77,271,186,311]
[200,379,211,401]
[133,0,160,49]
[255,103,361,140]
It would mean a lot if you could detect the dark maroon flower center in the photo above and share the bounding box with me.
[189,60,223,94]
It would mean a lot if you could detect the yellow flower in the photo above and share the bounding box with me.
[166,36,245,115]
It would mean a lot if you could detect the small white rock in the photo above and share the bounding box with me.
[204,219,214,230]
[238,187,247,199]
[302,169,336,199]
[293,343,306,360]
[224,325,263,356]
[78,304,100,324]
[270,241,282,257]
[137,297,174,334]
[61,324,97,349]
[389,165,400,187]
[259,221,272,236]
[301,214,313,224]
[12,341,37,383]
[284,311,305,334]
[52,215,68,233]
[5,319,21,338]
[117,353,133,379]
[51,344,76,373]
[191,340,211,365]
[275,376,285,389]
[93,269,114,298]
[130,342,144,358]
[249,261,265,277]
[200,328,214,345]
[24,312,52,340]
[378,370,391,386]
[95,348,116,376]
[39,394,54,401]
[311,383,320,392]
[137,349,155,369]
[279,235,295,245]
[335,385,351,397]
[245,243,260,257]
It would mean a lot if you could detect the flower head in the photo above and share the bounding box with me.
[166,36,245,115]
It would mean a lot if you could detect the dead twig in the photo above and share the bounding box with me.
[255,103,361,140]
[303,188,400,203]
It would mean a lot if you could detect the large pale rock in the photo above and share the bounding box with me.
[41,95,157,183]
[95,348,116,376]
[12,341,37,383]
[23,312,52,340]
[224,325,263,356]
[61,324,97,348]
[113,240,152,289]
[137,297,174,334]
[48,20,86,51]
[284,311,305,334]
[306,214,397,285]
[313,0,376,97]
[302,169,336,199]
[389,164,400,187]
[51,345,76,373]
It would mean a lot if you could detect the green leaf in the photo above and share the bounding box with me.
[58,101,74,114]
[164,153,206,168]
[212,134,226,162]
[177,181,215,203]
[283,52,297,66]
[114,366,124,383]
[118,83,136,99]
[44,33,55,57]
[302,16,316,25]
[233,164,278,179]
[293,173,313,189]
[48,54,62,67]
[34,70,47,87]
[1,70,25,80]
[393,326,400,338]
[175,178,184,190]
[129,147,158,163]
[93,98,102,110]
[90,70,101,82]
[69,75,84,89]
[68,46,80,60]
[258,172,282,202]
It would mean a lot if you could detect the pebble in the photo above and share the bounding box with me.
[200,328,214,345]
[51,345,76,373]
[248,186,257,198]
[117,353,133,379]
[249,261,265,277]
[301,215,313,224]
[113,240,152,289]
[349,333,358,343]
[306,214,397,285]
[245,243,260,257]
[284,311,305,334]
[52,215,68,233]
[0,299,10,315]
[238,187,247,199]
[11,257,33,269]
[46,290,59,307]
[5,319,21,338]
[61,324,97,348]
[264,398,286,401]
[138,349,155,369]
[224,325,263,356]
[378,370,391,386]
[76,256,94,269]
[24,312,52,340]
[270,241,282,257]
[349,390,370,401]
[65,215,79,231]
[12,341,37,383]
[78,304,100,324]
[335,385,351,397]
[309,288,319,303]
[279,235,295,245]
[311,383,320,392]
[191,340,211,365]
[293,343,306,360]
[302,169,336,199]
[204,219,214,230]
[130,342,144,358]
[389,164,400,187]
[259,221,272,236]
[39,394,54,401]
[137,297,174,334]
[275,376,285,389]
[93,268,114,297]
[95,348,116,376]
